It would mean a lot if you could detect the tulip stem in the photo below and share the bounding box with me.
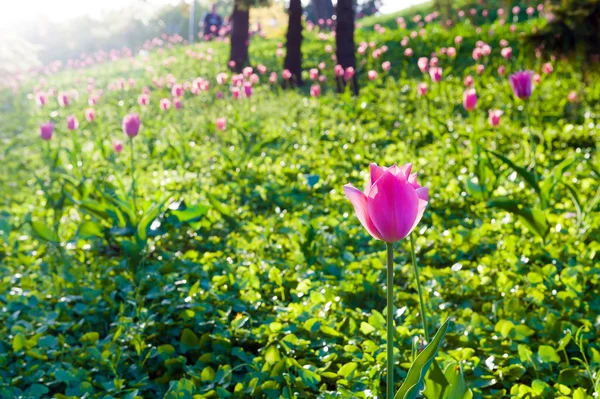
[410,233,430,341]
[386,242,395,399]
[129,137,138,216]
[525,102,537,183]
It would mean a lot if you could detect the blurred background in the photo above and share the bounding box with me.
[0,0,425,75]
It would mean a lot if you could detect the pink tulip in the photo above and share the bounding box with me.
[417,57,428,73]
[85,108,95,122]
[454,36,463,44]
[512,6,520,15]
[526,7,534,16]
[463,88,477,111]
[58,92,69,107]
[160,98,171,110]
[282,69,292,80]
[174,97,182,109]
[382,61,391,71]
[567,91,578,103]
[488,109,503,126]
[216,117,226,131]
[122,113,141,137]
[446,47,456,58]
[429,67,442,82]
[476,64,485,75]
[113,140,123,153]
[498,65,506,76]
[138,94,150,106]
[344,163,428,243]
[472,47,482,61]
[40,122,53,140]
[430,57,439,67]
[404,48,413,57]
[67,115,79,130]
[533,73,541,84]
[417,82,427,96]
[368,70,378,80]
[310,68,319,80]
[318,75,326,83]
[88,96,98,106]
[269,72,277,84]
[542,62,553,74]
[335,64,344,77]
[501,47,512,60]
[243,82,252,97]
[36,93,47,107]
[344,67,355,81]
[310,84,321,97]
[464,75,474,87]
[171,84,184,97]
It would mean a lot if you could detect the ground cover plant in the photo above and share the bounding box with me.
[1,1,600,398]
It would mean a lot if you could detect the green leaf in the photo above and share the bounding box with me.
[79,332,100,344]
[395,319,450,399]
[31,221,59,242]
[538,345,560,363]
[78,221,104,239]
[540,156,575,209]
[264,345,281,365]
[25,383,50,399]
[171,204,209,223]
[423,359,449,398]
[488,150,541,200]
[488,198,549,241]
[12,332,26,352]
[0,216,11,241]
[180,328,198,353]
[443,363,472,399]
[137,202,164,241]
[360,322,377,335]
[337,362,358,379]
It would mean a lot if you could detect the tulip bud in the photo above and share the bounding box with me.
[40,122,53,140]
[122,113,141,137]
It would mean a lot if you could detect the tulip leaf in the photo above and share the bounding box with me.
[540,156,575,209]
[487,198,549,241]
[422,359,449,398]
[488,150,541,203]
[31,221,59,243]
[394,319,449,399]
[443,363,472,399]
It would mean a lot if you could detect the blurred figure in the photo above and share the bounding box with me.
[202,4,223,39]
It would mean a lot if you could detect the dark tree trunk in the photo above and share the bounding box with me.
[284,0,303,87]
[229,0,249,73]
[312,0,334,22]
[335,0,358,94]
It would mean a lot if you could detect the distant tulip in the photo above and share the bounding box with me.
[542,62,553,74]
[282,69,292,80]
[463,88,477,111]
[174,98,182,109]
[533,73,541,84]
[113,140,123,153]
[464,75,474,87]
[40,122,53,140]
[446,47,456,58]
[501,47,512,60]
[160,98,171,110]
[344,163,428,243]
[417,82,427,96]
[526,7,534,16]
[430,57,438,67]
[310,84,321,97]
[231,87,241,99]
[138,94,150,106]
[122,113,141,137]
[335,64,344,77]
[404,48,413,57]
[171,84,184,97]
[498,65,506,76]
[500,39,509,47]
[269,72,277,84]
[567,91,578,103]
[85,108,95,122]
[476,64,485,75]
[417,57,428,73]
[36,93,47,107]
[58,92,69,107]
[382,61,391,71]
[472,47,482,60]
[216,117,226,131]
[67,115,79,130]
[88,95,98,106]
[344,67,355,81]
[488,109,503,126]
[310,68,319,80]
[429,67,442,82]
[509,70,533,99]
[243,82,252,97]
[512,6,520,15]
[368,70,378,80]
[454,35,463,44]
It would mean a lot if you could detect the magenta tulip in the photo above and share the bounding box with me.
[344,163,428,243]
[429,67,442,82]
[174,97,182,109]
[216,117,226,131]
[417,82,427,96]
[463,88,477,111]
[488,109,503,126]
[67,115,79,130]
[509,70,533,99]
[58,92,69,107]
[160,98,171,110]
[85,108,95,122]
[40,122,53,140]
[113,140,123,153]
[122,113,141,137]
[310,84,321,97]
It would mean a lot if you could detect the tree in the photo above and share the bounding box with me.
[229,0,251,73]
[311,0,333,22]
[284,0,303,86]
[335,0,358,94]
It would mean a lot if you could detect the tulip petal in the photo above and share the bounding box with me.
[367,170,419,242]
[410,187,429,233]
[369,163,387,186]
[344,184,383,241]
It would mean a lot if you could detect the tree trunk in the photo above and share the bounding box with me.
[229,0,249,73]
[284,0,303,87]
[335,0,358,94]
[312,0,334,22]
